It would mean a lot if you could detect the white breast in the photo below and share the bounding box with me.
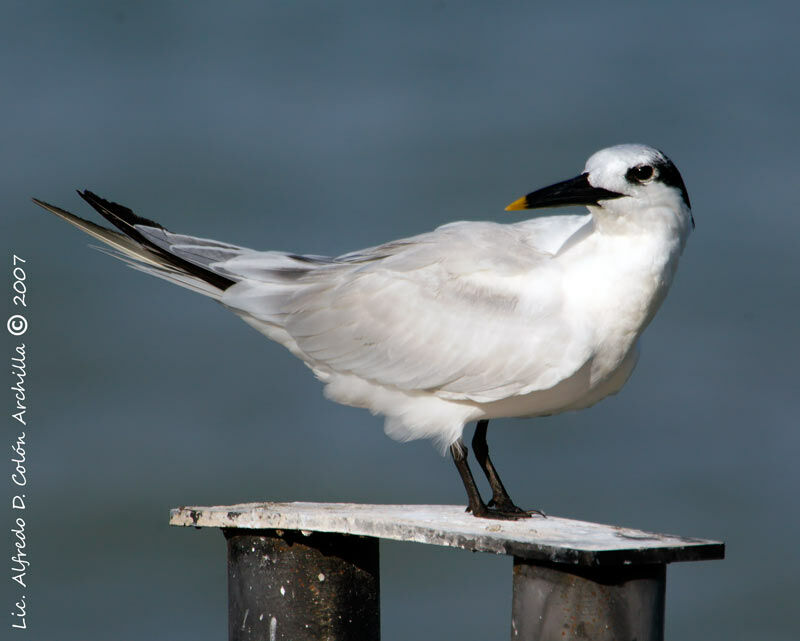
[475,215,683,420]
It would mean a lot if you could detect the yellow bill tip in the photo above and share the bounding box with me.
[504,196,529,211]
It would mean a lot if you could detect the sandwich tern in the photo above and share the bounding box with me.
[34,143,693,519]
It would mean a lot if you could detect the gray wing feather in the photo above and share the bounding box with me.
[221,221,594,402]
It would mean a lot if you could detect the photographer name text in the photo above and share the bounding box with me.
[8,255,29,632]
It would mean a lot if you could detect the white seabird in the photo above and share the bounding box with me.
[34,143,693,519]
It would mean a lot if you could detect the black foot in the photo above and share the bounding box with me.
[469,420,546,519]
[487,497,546,518]
[468,502,542,520]
[450,435,546,522]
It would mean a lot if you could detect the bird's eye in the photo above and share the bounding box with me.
[630,165,654,182]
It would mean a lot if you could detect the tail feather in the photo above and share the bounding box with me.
[76,190,236,291]
[31,197,168,268]
[32,192,238,297]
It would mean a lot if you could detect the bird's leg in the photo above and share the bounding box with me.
[471,420,545,518]
[471,420,524,513]
[449,440,488,516]
[449,438,532,520]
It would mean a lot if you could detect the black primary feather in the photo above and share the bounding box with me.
[77,190,236,291]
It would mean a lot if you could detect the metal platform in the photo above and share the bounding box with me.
[170,501,723,565]
[170,502,724,641]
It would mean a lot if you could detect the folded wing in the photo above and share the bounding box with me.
[221,221,594,402]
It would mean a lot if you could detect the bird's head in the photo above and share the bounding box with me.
[506,144,694,236]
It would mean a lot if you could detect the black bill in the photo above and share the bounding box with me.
[506,173,624,211]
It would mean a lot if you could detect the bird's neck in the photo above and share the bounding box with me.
[561,212,688,384]
[590,203,693,255]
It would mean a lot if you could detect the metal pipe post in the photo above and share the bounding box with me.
[511,558,666,641]
[224,528,380,641]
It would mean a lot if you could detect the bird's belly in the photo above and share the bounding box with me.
[476,344,640,419]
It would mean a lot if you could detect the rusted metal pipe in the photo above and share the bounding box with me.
[511,558,666,641]
[224,528,379,641]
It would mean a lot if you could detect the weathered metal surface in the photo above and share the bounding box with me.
[511,559,665,640]
[171,502,724,566]
[225,529,379,641]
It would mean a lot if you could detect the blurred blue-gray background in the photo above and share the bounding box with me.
[3,2,798,639]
